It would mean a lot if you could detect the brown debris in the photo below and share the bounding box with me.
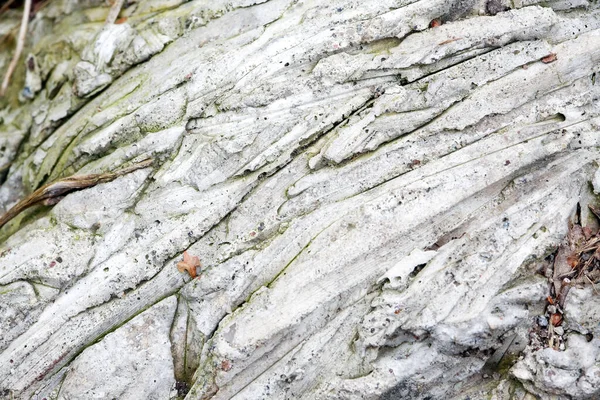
[556,278,571,309]
[550,313,562,326]
[0,159,154,230]
[220,359,232,371]
[429,19,442,28]
[541,53,557,64]
[532,203,600,350]
[177,251,201,279]
[551,219,588,296]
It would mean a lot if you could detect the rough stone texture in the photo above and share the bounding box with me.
[0,0,599,399]
[56,296,178,400]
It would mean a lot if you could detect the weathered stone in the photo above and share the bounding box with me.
[57,296,177,399]
[0,0,599,399]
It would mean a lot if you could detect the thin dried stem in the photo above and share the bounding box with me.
[105,0,125,24]
[584,274,599,295]
[578,240,600,253]
[0,0,32,96]
[0,158,153,230]
[557,278,571,309]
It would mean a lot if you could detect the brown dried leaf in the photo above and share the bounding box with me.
[553,246,573,294]
[568,222,586,251]
[177,250,201,278]
[553,221,586,294]
[567,254,579,269]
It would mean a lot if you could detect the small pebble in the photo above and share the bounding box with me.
[21,86,33,99]
[559,343,565,351]
[554,327,564,335]
[537,316,548,327]
[547,305,556,314]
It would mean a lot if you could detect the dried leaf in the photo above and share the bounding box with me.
[567,254,579,269]
[553,246,572,295]
[177,250,201,278]
[541,53,557,64]
[557,278,571,309]
[568,222,586,250]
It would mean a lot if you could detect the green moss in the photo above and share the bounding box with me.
[532,225,547,238]
[0,204,54,244]
[0,288,16,295]
[495,352,520,375]
[186,352,218,399]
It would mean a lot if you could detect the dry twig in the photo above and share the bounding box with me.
[584,274,599,295]
[1,0,32,96]
[105,0,126,24]
[0,158,153,230]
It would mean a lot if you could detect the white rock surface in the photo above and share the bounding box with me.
[0,0,599,399]
[57,296,178,400]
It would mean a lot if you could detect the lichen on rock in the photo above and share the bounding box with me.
[1,0,600,399]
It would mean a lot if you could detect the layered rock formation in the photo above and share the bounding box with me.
[1,0,600,398]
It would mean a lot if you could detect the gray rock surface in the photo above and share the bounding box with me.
[57,296,177,400]
[0,0,599,399]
